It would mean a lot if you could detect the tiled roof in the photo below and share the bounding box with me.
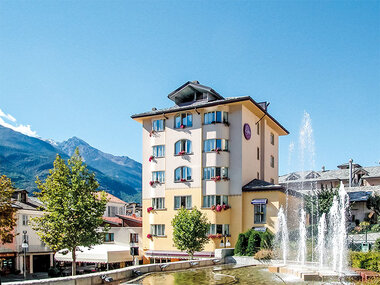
[279,165,380,184]
[242,179,303,197]
[102,217,123,226]
[117,214,142,222]
[95,192,126,204]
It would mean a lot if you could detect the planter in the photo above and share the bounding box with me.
[147,234,152,239]
[147,207,154,213]
[180,178,187,182]
[180,124,185,129]
[212,176,221,182]
[149,155,155,162]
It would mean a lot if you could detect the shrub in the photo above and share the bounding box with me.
[234,233,248,256]
[350,251,380,272]
[371,224,380,233]
[260,231,274,249]
[374,238,380,252]
[246,231,261,255]
[254,249,274,260]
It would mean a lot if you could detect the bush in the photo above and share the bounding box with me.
[234,233,248,256]
[246,231,261,255]
[371,224,380,233]
[374,238,380,252]
[350,251,380,272]
[260,231,274,249]
[254,249,274,260]
[48,267,61,277]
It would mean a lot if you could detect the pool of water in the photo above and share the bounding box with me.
[126,264,311,285]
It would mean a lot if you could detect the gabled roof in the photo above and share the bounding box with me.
[102,217,123,226]
[95,192,126,204]
[117,214,142,227]
[167,81,224,102]
[242,179,302,197]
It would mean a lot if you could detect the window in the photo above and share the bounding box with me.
[152,198,165,209]
[108,206,118,217]
[152,145,165,157]
[257,147,260,160]
[174,196,192,209]
[204,111,229,125]
[257,172,260,179]
[270,178,275,184]
[22,215,28,226]
[208,224,230,235]
[104,233,114,242]
[151,224,165,236]
[130,233,139,243]
[174,140,192,155]
[174,166,192,182]
[203,195,228,208]
[152,171,165,183]
[174,113,193,128]
[152,119,165,132]
[203,139,229,152]
[270,133,274,145]
[203,167,229,180]
[257,122,260,135]
[254,204,266,224]
[270,155,275,168]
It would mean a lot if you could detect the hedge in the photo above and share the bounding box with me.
[234,229,274,256]
[349,251,380,272]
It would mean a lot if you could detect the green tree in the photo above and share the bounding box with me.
[367,192,380,216]
[171,207,210,259]
[305,188,339,220]
[0,175,17,244]
[374,238,380,252]
[234,233,248,256]
[32,149,108,276]
[246,231,261,255]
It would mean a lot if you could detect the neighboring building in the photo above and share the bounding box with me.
[0,190,54,275]
[131,81,300,262]
[55,192,143,269]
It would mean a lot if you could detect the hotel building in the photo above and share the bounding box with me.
[131,81,300,262]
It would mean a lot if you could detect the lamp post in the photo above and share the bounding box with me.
[21,231,28,279]
[219,233,231,248]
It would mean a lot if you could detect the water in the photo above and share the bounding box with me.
[275,206,289,264]
[297,209,307,266]
[317,213,326,268]
[131,265,313,285]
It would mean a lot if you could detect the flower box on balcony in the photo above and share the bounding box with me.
[222,204,230,210]
[178,151,186,156]
[147,207,154,213]
[149,155,155,162]
[147,234,152,239]
[215,148,222,154]
[180,178,186,182]
[212,176,221,182]
[149,130,156,137]
[208,234,223,239]
[180,124,185,129]
[222,177,230,181]
[216,205,222,212]
[149,181,154,186]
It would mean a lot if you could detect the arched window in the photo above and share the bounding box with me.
[174,113,193,128]
[174,139,192,155]
[174,166,192,182]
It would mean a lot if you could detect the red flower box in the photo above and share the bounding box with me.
[180,178,186,182]
[211,205,216,211]
[178,150,186,156]
[180,124,185,129]
[147,234,152,239]
[149,155,155,162]
[222,177,230,181]
[215,148,221,154]
[149,181,154,186]
[147,207,153,213]
[212,176,221,182]
[222,204,230,210]
[149,130,156,137]
[216,204,222,212]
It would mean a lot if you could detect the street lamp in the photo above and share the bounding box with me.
[219,232,231,248]
[21,231,28,279]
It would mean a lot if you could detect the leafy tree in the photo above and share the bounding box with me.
[367,192,380,216]
[234,233,248,256]
[305,188,339,220]
[260,231,274,249]
[32,149,108,276]
[171,207,210,259]
[374,238,380,252]
[0,175,17,244]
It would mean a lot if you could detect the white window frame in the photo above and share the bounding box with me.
[152,198,165,209]
[203,167,228,180]
[174,113,193,128]
[151,224,165,236]
[203,139,229,152]
[254,204,266,224]
[174,139,192,155]
[174,195,192,210]
[152,119,165,132]
[204,111,229,125]
[203,195,228,208]
[152,171,165,183]
[152,145,165,157]
[208,224,230,235]
[174,166,192,182]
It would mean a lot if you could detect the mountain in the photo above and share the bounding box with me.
[0,125,142,202]
[56,136,142,194]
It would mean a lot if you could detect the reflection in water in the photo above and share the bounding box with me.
[133,265,310,285]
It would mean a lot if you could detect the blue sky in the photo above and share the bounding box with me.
[1,1,379,175]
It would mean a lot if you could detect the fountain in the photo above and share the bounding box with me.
[297,209,307,266]
[275,206,289,265]
[316,213,326,268]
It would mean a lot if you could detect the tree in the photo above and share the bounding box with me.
[234,233,248,256]
[171,207,210,259]
[32,149,108,276]
[246,231,261,255]
[305,188,339,220]
[367,192,380,217]
[0,175,17,244]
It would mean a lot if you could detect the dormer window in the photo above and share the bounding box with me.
[305,171,320,179]
[285,173,300,181]
[174,113,193,129]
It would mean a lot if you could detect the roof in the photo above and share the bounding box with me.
[11,199,41,211]
[242,179,302,197]
[348,191,372,202]
[131,95,289,135]
[102,217,123,226]
[167,81,224,101]
[117,214,142,223]
[279,165,380,184]
[95,192,126,204]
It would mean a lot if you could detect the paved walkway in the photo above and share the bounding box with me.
[0,272,48,283]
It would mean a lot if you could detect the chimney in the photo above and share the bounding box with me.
[322,166,326,172]
[349,159,353,187]
[152,107,157,111]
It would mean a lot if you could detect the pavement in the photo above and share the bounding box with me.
[0,272,49,283]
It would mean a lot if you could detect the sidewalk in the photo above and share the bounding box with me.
[1,272,48,283]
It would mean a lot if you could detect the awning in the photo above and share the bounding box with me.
[251,199,268,205]
[145,250,214,260]
[54,244,134,264]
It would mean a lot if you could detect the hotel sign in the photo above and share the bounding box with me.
[243,123,251,140]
